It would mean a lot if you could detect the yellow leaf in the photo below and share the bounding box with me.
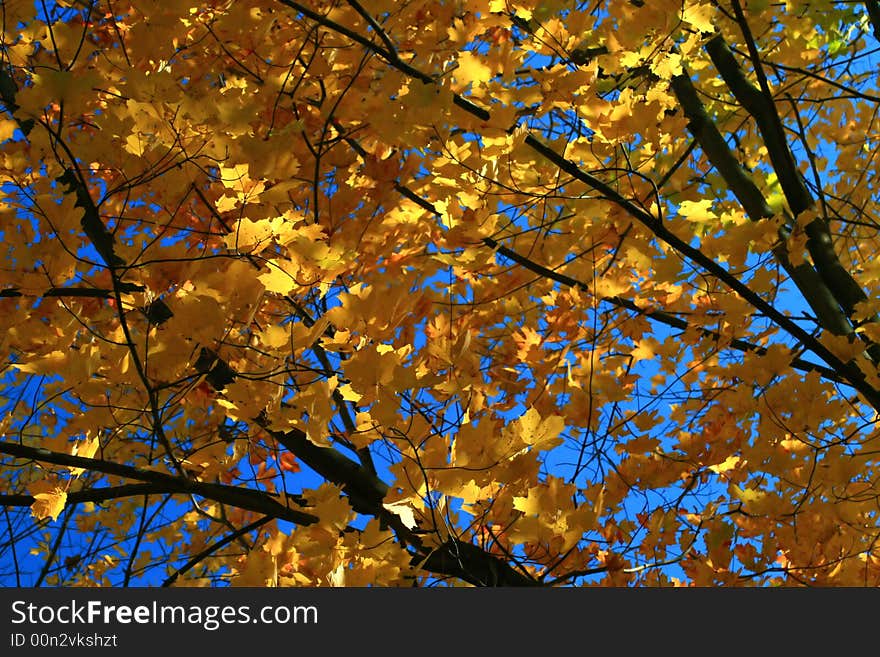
[309,484,353,532]
[852,298,880,323]
[619,51,643,69]
[69,434,100,477]
[622,435,660,454]
[786,228,808,267]
[219,163,251,190]
[305,315,331,349]
[338,383,362,403]
[0,118,17,142]
[732,485,764,504]
[226,217,274,253]
[215,194,239,213]
[166,293,226,345]
[341,344,400,403]
[652,52,682,80]
[518,407,565,448]
[678,199,716,224]
[630,337,659,361]
[259,261,296,295]
[328,563,346,587]
[456,51,493,85]
[31,488,68,522]
[260,324,290,349]
[38,192,85,237]
[383,500,418,529]
[593,486,606,519]
[12,350,68,375]
[681,3,715,34]
[513,486,544,515]
[709,455,741,475]
[124,132,148,156]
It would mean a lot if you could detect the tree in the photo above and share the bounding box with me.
[2,0,880,587]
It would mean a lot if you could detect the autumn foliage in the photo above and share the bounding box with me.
[3,0,880,586]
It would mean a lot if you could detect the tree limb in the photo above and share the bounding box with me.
[263,424,538,585]
[705,32,876,349]
[867,1,880,41]
[0,441,317,526]
[670,70,852,337]
[273,0,880,408]
[0,68,123,269]
[705,32,812,216]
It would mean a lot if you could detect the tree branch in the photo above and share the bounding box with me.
[263,424,539,586]
[162,515,274,587]
[705,31,875,348]
[481,236,847,384]
[670,70,852,337]
[275,0,880,406]
[0,68,123,269]
[522,134,880,408]
[270,427,388,515]
[0,441,317,526]
[705,32,812,216]
[0,285,144,299]
[867,1,880,41]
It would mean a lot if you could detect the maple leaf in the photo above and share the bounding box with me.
[516,408,565,450]
[28,480,68,522]
[681,3,715,34]
[68,434,100,477]
[456,51,494,86]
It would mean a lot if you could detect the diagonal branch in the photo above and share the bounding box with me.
[480,235,847,384]
[522,134,880,407]
[704,31,875,347]
[0,436,539,585]
[0,284,145,299]
[705,30,812,215]
[277,0,490,120]
[668,71,772,223]
[162,515,274,587]
[344,0,398,59]
[0,68,121,269]
[368,149,849,384]
[669,70,851,337]
[0,484,187,507]
[269,426,388,516]
[273,0,880,409]
[264,424,539,586]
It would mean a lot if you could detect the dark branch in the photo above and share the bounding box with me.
[867,1,880,41]
[705,32,812,216]
[670,70,851,337]
[0,441,317,526]
[162,515,274,587]
[0,67,122,269]
[705,31,875,346]
[0,284,144,299]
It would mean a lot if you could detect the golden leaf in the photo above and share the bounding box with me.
[31,488,68,522]
[69,434,100,477]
